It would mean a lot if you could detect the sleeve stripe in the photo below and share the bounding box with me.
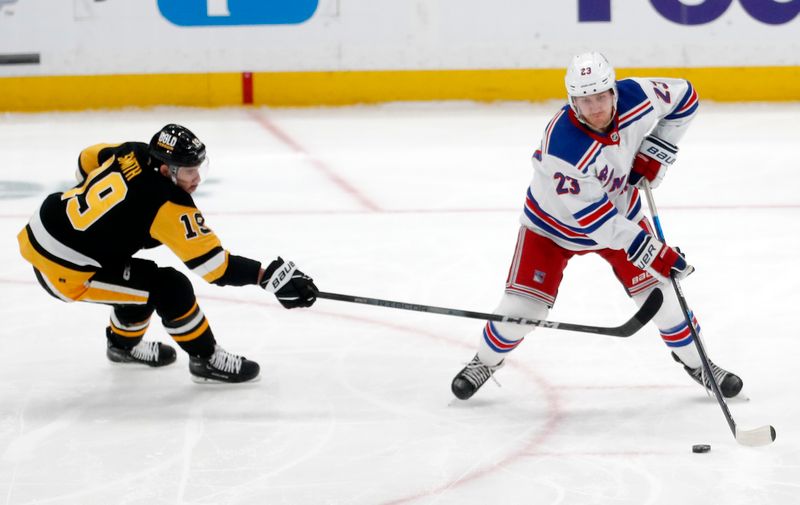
[525,194,586,238]
[676,89,698,113]
[574,196,618,232]
[185,246,224,270]
[626,190,642,219]
[665,101,699,120]
[577,205,617,232]
[673,82,696,112]
[526,190,617,237]
[574,194,610,219]
[191,250,227,279]
[666,84,699,120]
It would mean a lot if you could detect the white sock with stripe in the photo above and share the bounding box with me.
[477,293,549,367]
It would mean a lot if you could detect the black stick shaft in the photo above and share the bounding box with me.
[316,288,661,338]
[642,183,738,437]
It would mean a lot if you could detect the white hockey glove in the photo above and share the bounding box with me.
[259,257,318,309]
[627,231,694,282]
[628,135,678,189]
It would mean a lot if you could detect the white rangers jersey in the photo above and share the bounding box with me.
[521,77,699,253]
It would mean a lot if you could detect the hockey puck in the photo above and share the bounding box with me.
[692,444,711,453]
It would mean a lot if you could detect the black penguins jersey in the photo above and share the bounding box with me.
[18,142,260,293]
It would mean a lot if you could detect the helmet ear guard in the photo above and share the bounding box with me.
[564,52,618,117]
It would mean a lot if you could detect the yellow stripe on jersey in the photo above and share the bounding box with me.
[149,201,229,283]
[78,143,120,180]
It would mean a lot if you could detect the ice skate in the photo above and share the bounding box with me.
[189,345,260,383]
[451,354,504,400]
[107,339,177,367]
[672,352,743,398]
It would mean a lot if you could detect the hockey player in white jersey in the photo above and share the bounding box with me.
[451,52,743,400]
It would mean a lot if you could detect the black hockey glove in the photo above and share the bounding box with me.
[260,257,318,309]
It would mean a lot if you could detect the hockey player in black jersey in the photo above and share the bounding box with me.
[18,124,318,383]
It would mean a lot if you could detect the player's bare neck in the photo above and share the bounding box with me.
[587,123,612,134]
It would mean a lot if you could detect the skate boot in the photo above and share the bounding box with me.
[451,354,504,400]
[189,345,260,383]
[106,339,177,367]
[672,352,743,398]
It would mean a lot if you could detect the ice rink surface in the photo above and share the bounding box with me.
[0,101,798,504]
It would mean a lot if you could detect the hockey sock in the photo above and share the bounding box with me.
[162,302,216,358]
[662,312,702,369]
[147,267,217,357]
[478,321,524,366]
[106,326,143,349]
[634,288,702,369]
[107,305,153,349]
[476,293,549,366]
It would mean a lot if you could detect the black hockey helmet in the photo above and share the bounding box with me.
[149,124,206,167]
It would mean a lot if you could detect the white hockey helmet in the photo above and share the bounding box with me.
[564,52,618,115]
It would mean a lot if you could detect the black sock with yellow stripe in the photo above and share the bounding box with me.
[107,304,154,349]
[162,302,216,358]
[146,267,217,358]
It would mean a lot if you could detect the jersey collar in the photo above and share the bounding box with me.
[567,108,621,146]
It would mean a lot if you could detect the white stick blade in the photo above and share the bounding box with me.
[735,425,777,447]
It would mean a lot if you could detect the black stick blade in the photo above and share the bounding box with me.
[622,287,664,336]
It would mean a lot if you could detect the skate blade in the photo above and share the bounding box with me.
[190,374,261,384]
[108,359,174,368]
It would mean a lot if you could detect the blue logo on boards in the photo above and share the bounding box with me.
[158,0,318,26]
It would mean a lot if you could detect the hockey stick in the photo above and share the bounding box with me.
[316,288,662,337]
[642,182,776,447]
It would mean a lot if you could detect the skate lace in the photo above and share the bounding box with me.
[209,347,243,374]
[692,362,729,392]
[130,341,159,362]
[462,358,503,388]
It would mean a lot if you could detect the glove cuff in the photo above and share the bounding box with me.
[627,231,664,271]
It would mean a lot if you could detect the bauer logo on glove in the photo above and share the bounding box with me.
[626,231,694,282]
[629,135,679,189]
[260,257,319,309]
[266,260,296,293]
